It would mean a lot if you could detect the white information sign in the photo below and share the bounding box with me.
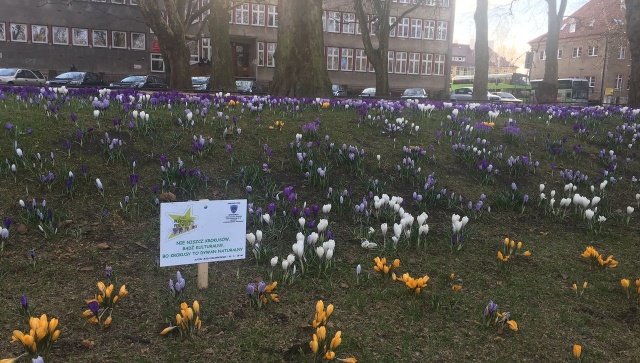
[159,199,247,267]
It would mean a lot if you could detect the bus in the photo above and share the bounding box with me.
[529,78,589,105]
[451,73,532,99]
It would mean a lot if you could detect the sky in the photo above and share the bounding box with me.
[453,0,591,66]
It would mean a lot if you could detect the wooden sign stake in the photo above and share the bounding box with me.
[197,199,209,290]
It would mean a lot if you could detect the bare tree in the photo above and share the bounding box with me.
[536,0,568,103]
[270,0,331,97]
[473,0,489,100]
[354,0,434,97]
[138,0,207,90]
[626,0,640,107]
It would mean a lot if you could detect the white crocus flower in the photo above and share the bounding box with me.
[627,206,634,214]
[262,213,271,224]
[246,233,256,246]
[419,224,429,235]
[315,246,325,258]
[95,178,103,191]
[256,230,263,243]
[317,219,328,233]
[380,223,388,236]
[298,217,306,229]
[539,184,545,192]
[325,248,334,260]
[282,260,289,270]
[393,223,402,239]
[287,254,295,265]
[270,256,278,267]
[584,209,594,220]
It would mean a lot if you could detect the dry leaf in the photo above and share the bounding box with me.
[59,219,74,228]
[79,266,94,271]
[340,282,350,289]
[16,224,28,234]
[205,348,214,355]
[134,241,149,250]
[82,339,95,348]
[159,192,177,202]
[97,243,110,250]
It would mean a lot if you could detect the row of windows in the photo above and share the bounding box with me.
[0,22,145,50]
[87,0,138,4]
[228,4,448,41]
[539,46,626,60]
[581,75,630,91]
[389,0,450,6]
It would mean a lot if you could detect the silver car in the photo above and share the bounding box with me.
[450,87,500,102]
[0,68,46,86]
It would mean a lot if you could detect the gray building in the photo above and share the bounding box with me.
[0,0,149,83]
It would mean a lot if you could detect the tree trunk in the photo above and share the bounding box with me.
[473,0,489,101]
[626,0,640,107]
[538,0,567,103]
[209,0,236,93]
[270,0,331,97]
[163,41,193,90]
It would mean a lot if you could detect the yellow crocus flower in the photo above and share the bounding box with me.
[393,259,400,268]
[97,281,106,292]
[337,358,358,363]
[49,318,58,334]
[176,314,182,326]
[186,308,194,321]
[572,344,582,358]
[509,240,515,249]
[112,296,119,305]
[51,330,60,342]
[0,358,17,363]
[160,326,176,335]
[516,241,522,250]
[309,334,319,354]
[506,320,518,331]
[504,237,509,246]
[330,331,342,350]
[105,284,114,298]
[316,326,326,342]
[193,300,200,315]
[522,251,532,257]
[582,281,588,289]
[452,285,462,292]
[104,316,112,327]
[621,278,630,290]
[325,351,336,360]
[119,285,128,298]
[326,304,334,318]
[316,300,324,314]
[572,283,577,293]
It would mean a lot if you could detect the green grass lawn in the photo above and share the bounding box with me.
[0,90,639,362]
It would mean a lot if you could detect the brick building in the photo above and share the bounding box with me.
[0,0,456,96]
[450,42,518,77]
[528,0,629,104]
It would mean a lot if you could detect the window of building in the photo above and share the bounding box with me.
[256,42,264,66]
[328,11,341,33]
[586,76,595,88]
[421,53,432,75]
[202,0,210,21]
[267,42,276,67]
[572,46,582,58]
[425,0,435,5]
[388,51,395,73]
[395,51,407,73]
[235,3,249,25]
[72,28,89,46]
[408,52,420,74]
[267,5,278,27]
[187,40,199,64]
[252,4,265,26]
[112,30,126,48]
[129,0,138,5]
[389,17,396,37]
[356,17,361,35]
[436,21,447,40]
[322,11,326,31]
[588,45,598,56]
[370,15,377,36]
[399,0,409,3]
[397,18,409,38]
[440,0,450,6]
[31,25,48,44]
[569,19,576,33]
[151,53,164,72]
[411,19,422,39]
[343,13,355,34]
[111,0,125,4]
[619,46,626,59]
[355,49,367,72]
[615,74,623,89]
[341,48,354,71]
[92,29,107,47]
[557,49,563,59]
[202,38,211,61]
[52,26,69,45]
[434,54,445,75]
[423,20,435,40]
[539,50,546,60]
[327,47,339,70]
[131,32,145,50]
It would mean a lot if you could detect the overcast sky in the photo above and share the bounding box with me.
[453,0,591,63]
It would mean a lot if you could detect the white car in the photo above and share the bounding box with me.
[492,92,523,104]
[450,87,501,102]
[0,68,46,86]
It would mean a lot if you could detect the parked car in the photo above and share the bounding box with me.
[0,68,46,86]
[401,88,428,100]
[332,84,348,97]
[235,80,263,94]
[450,87,501,102]
[192,76,211,92]
[491,92,523,104]
[46,71,104,88]
[110,75,168,90]
[359,87,376,98]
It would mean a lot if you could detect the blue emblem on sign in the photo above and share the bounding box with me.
[230,204,238,213]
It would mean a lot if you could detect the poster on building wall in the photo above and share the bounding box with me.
[10,23,27,42]
[53,27,68,45]
[152,36,161,52]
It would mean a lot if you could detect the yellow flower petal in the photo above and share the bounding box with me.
[621,278,630,289]
[572,344,582,358]
[506,320,518,331]
[193,300,200,315]
[119,285,128,298]
[330,331,342,350]
[160,326,176,335]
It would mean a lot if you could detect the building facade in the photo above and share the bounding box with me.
[528,0,629,104]
[0,0,456,96]
[0,0,148,82]
[450,42,518,77]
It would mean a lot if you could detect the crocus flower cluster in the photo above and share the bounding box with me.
[620,278,640,300]
[482,300,518,333]
[373,256,400,278]
[160,300,202,337]
[169,271,186,298]
[580,246,618,269]
[11,314,61,359]
[82,281,128,327]
[308,300,357,363]
[497,237,531,269]
[397,272,430,296]
[247,281,279,309]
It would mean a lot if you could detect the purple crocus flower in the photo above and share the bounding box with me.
[87,300,100,317]
[257,281,266,295]
[5,122,13,130]
[29,248,35,261]
[20,294,28,311]
[247,283,256,298]
[4,217,11,229]
[106,265,112,278]
[226,144,232,152]
[71,113,77,122]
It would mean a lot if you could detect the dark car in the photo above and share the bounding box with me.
[236,80,263,94]
[192,76,211,92]
[332,84,348,97]
[46,71,104,88]
[401,88,428,100]
[359,87,376,98]
[450,87,501,102]
[110,75,168,90]
[0,68,46,86]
